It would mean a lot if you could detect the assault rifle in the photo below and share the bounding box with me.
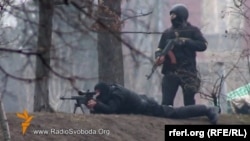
[146,39,175,80]
[60,90,96,114]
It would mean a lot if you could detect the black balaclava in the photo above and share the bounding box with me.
[169,4,189,28]
[94,82,110,101]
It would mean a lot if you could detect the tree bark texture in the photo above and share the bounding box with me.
[97,0,124,86]
[34,0,54,112]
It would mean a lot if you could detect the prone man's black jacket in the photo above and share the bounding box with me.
[157,23,207,74]
[92,84,162,116]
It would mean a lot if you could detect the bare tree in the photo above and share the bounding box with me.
[0,1,12,140]
[0,0,157,115]
[196,0,250,113]
[96,0,124,85]
[0,98,10,141]
[34,0,55,112]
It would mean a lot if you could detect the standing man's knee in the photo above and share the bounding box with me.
[181,75,200,106]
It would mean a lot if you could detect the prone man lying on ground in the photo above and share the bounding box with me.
[86,82,219,124]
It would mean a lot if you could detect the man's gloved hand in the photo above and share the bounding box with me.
[173,38,187,46]
[174,38,192,46]
[87,99,97,110]
[155,56,165,66]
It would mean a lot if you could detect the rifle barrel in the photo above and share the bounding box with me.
[60,96,86,100]
[60,97,73,100]
[78,91,96,96]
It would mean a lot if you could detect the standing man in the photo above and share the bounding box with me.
[155,4,207,106]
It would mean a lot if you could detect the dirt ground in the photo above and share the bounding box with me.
[1,112,250,141]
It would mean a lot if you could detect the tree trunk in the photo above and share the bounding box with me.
[34,0,54,112]
[97,0,124,86]
[0,100,11,141]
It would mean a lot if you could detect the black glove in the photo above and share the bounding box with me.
[173,38,187,46]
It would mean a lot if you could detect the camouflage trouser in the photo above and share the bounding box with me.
[162,69,201,106]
